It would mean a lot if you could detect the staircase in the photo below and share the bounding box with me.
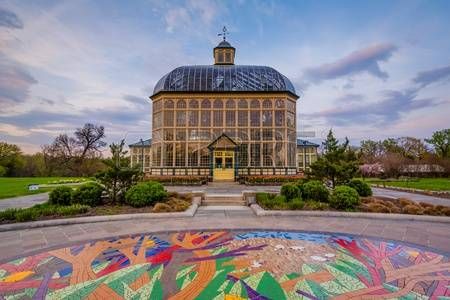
[202,194,247,206]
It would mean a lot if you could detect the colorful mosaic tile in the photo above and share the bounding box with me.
[0,231,449,299]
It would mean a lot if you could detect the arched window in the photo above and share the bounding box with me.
[213,99,223,109]
[176,99,186,109]
[262,99,272,109]
[250,99,260,109]
[226,99,235,109]
[201,99,211,108]
[275,99,285,108]
[164,99,174,109]
[189,99,199,108]
[238,99,248,109]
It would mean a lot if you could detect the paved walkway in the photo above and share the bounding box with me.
[0,192,49,211]
[372,187,450,206]
[1,212,449,262]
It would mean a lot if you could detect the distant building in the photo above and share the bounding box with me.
[296,139,319,172]
[129,139,152,173]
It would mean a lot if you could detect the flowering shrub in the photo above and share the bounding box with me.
[241,175,304,185]
[359,163,383,178]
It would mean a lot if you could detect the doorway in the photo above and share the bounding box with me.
[213,150,234,181]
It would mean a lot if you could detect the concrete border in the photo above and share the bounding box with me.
[250,203,450,223]
[0,198,201,232]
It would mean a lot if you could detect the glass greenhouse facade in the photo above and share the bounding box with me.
[145,39,300,180]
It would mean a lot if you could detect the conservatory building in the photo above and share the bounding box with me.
[143,38,299,181]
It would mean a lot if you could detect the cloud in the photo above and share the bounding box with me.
[0,8,23,29]
[305,43,397,84]
[0,53,38,111]
[165,7,191,33]
[412,65,450,88]
[306,88,443,126]
[0,123,29,136]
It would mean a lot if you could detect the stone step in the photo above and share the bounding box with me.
[203,194,246,206]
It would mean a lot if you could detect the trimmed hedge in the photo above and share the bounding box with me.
[72,183,103,207]
[49,186,73,205]
[125,181,168,208]
[241,175,304,185]
[330,186,360,210]
[280,183,301,201]
[0,203,90,223]
[347,179,372,197]
[302,180,329,202]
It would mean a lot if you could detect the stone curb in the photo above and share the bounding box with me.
[0,199,201,232]
[250,204,450,223]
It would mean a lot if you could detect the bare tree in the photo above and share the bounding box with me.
[43,123,106,176]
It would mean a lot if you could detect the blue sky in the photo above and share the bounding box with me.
[1,0,450,153]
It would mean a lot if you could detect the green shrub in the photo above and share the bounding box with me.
[72,183,103,207]
[304,200,329,210]
[302,180,329,202]
[280,183,301,201]
[330,186,360,210]
[0,208,18,221]
[15,209,39,222]
[49,186,73,205]
[272,195,288,209]
[125,181,168,208]
[347,179,372,197]
[56,204,90,216]
[289,197,305,210]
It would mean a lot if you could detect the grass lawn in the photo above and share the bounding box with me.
[0,177,87,199]
[365,177,450,191]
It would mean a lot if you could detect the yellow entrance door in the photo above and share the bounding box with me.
[213,151,234,181]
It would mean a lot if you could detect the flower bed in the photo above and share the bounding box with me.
[240,175,304,185]
[144,176,208,185]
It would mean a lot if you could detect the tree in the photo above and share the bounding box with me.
[96,139,142,203]
[43,123,106,176]
[0,142,24,176]
[426,129,450,158]
[309,129,359,188]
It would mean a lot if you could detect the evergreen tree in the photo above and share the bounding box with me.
[96,140,142,203]
[309,129,359,188]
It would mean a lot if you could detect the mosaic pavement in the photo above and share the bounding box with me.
[0,230,449,299]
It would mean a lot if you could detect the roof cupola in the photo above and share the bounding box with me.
[214,26,235,65]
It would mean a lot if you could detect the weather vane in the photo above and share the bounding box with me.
[218,26,229,41]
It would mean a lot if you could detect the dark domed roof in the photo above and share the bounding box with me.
[215,40,233,48]
[152,65,296,96]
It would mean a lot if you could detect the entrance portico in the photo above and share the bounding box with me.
[207,133,237,181]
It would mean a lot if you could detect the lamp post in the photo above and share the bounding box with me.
[140,138,144,173]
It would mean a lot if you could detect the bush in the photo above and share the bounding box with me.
[366,202,391,213]
[125,181,168,208]
[402,204,423,215]
[280,183,301,201]
[49,186,73,206]
[15,209,39,222]
[330,186,360,210]
[0,208,18,221]
[272,195,288,209]
[166,199,191,211]
[56,204,90,216]
[302,180,329,202]
[152,203,172,213]
[241,175,304,185]
[289,198,305,210]
[398,198,416,207]
[347,179,372,197]
[72,183,103,207]
[304,200,329,210]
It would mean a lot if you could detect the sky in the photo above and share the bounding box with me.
[1,0,450,154]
